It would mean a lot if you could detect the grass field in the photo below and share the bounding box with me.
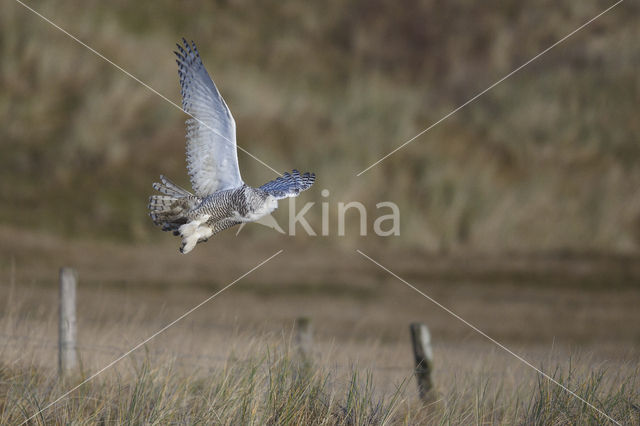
[2,0,640,424]
[1,228,639,424]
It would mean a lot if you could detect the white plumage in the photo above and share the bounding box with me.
[177,40,243,195]
[148,39,315,253]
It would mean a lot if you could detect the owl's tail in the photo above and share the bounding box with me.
[149,175,200,234]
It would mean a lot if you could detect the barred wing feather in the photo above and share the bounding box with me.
[260,170,316,199]
[176,38,243,196]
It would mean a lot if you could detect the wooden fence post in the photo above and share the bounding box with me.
[410,322,433,400]
[294,317,313,360]
[59,267,78,377]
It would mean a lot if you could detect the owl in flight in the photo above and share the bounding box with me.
[149,39,315,253]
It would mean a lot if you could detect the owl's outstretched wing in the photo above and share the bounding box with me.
[260,170,315,199]
[176,38,243,197]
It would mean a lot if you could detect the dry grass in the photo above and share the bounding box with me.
[1,1,640,423]
[1,350,639,424]
[1,295,639,424]
[1,0,639,252]
[0,228,639,424]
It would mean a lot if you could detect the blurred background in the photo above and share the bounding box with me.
[1,0,639,252]
[0,0,639,422]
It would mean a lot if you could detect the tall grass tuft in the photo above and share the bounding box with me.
[2,348,638,424]
[523,362,640,425]
[0,348,409,425]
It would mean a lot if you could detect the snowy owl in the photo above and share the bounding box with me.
[149,39,315,253]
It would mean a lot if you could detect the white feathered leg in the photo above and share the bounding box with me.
[178,216,211,254]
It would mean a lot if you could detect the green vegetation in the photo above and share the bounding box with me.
[1,348,638,424]
[0,352,402,424]
[1,1,638,251]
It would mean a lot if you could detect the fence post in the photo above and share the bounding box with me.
[59,267,78,377]
[294,317,313,360]
[410,322,433,400]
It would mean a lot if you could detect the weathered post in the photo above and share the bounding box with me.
[410,322,433,400]
[294,317,313,360]
[59,267,78,377]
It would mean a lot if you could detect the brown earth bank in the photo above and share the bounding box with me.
[2,0,639,253]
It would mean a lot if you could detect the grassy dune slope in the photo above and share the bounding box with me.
[1,0,639,252]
